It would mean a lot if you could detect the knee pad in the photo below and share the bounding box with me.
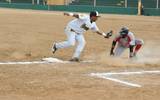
[136,39,144,45]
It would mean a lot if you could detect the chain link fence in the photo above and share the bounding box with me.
[70,0,159,8]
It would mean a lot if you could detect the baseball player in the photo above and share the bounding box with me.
[110,26,144,58]
[52,11,112,62]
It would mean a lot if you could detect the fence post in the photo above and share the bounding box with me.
[125,0,127,8]
[94,0,96,7]
[32,0,34,4]
[8,0,11,4]
[138,0,142,15]
[37,0,40,4]
[157,0,159,8]
[64,0,67,5]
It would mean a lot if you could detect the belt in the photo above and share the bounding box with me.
[70,29,81,34]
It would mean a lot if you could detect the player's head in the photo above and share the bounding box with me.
[120,26,129,38]
[90,11,100,22]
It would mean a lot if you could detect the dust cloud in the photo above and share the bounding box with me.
[86,42,160,67]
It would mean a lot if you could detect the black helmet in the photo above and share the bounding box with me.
[90,11,100,17]
[120,26,129,35]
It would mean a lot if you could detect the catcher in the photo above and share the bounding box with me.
[110,26,144,58]
[52,11,112,62]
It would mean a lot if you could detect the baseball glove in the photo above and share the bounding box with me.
[104,30,113,38]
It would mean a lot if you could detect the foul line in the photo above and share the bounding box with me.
[0,57,93,65]
[92,70,160,76]
[99,75,141,87]
[0,61,48,65]
[90,70,160,88]
[0,57,68,65]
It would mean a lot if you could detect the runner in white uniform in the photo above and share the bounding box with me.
[52,11,112,62]
[110,27,144,58]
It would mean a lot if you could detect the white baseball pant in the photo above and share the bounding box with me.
[55,26,86,58]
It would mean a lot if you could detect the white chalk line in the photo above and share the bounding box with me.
[90,70,160,88]
[0,57,67,65]
[92,70,160,76]
[0,61,47,65]
[0,57,93,65]
[90,73,141,88]
[98,75,141,87]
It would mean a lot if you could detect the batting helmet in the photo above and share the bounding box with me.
[90,11,100,17]
[120,26,129,35]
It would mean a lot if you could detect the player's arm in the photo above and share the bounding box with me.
[64,12,79,18]
[129,42,135,58]
[95,30,113,38]
[110,40,117,56]
[129,45,135,58]
[96,31,105,36]
[109,33,120,56]
[128,32,136,58]
[92,23,113,38]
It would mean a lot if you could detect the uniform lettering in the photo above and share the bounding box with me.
[81,24,89,31]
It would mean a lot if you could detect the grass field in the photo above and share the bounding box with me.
[0,8,160,100]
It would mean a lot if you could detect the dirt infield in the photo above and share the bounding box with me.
[0,8,160,100]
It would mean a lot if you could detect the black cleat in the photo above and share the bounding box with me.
[52,43,57,54]
[69,57,80,62]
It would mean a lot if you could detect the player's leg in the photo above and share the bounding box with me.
[52,27,76,53]
[70,34,86,61]
[114,44,126,57]
[134,39,144,56]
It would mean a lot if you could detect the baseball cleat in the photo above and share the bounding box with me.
[52,43,57,54]
[133,52,137,57]
[69,57,80,62]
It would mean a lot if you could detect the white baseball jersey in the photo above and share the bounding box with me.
[67,14,99,34]
[114,31,136,47]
